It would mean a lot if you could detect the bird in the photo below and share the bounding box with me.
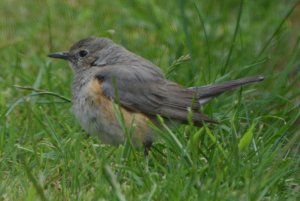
[48,37,264,153]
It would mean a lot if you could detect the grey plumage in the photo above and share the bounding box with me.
[97,67,213,125]
[48,37,264,147]
[96,65,264,125]
[50,37,264,125]
[66,37,262,125]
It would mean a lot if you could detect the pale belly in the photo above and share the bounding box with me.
[72,98,125,145]
[72,79,153,147]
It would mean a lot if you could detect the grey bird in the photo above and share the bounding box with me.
[48,37,264,152]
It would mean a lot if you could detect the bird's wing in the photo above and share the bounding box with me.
[95,64,215,125]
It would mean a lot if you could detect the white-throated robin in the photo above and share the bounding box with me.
[48,37,264,153]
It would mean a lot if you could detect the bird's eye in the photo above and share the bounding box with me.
[78,50,88,57]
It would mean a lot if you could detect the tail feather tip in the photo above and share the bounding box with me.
[257,75,265,81]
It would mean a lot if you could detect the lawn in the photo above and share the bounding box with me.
[0,0,299,200]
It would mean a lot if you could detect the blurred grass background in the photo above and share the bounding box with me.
[0,0,300,200]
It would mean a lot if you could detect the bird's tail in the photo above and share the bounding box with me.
[192,75,264,104]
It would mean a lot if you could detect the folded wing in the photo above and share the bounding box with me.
[95,64,214,126]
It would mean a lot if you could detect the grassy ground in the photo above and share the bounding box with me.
[1,0,300,200]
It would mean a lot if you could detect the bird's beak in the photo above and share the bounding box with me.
[48,52,71,60]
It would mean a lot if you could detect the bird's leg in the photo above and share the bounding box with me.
[143,141,153,157]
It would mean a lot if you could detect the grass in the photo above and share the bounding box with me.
[1,0,300,200]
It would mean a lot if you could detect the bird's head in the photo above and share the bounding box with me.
[48,37,115,72]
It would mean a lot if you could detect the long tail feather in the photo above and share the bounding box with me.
[194,75,264,104]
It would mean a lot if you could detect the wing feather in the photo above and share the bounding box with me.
[95,64,215,125]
